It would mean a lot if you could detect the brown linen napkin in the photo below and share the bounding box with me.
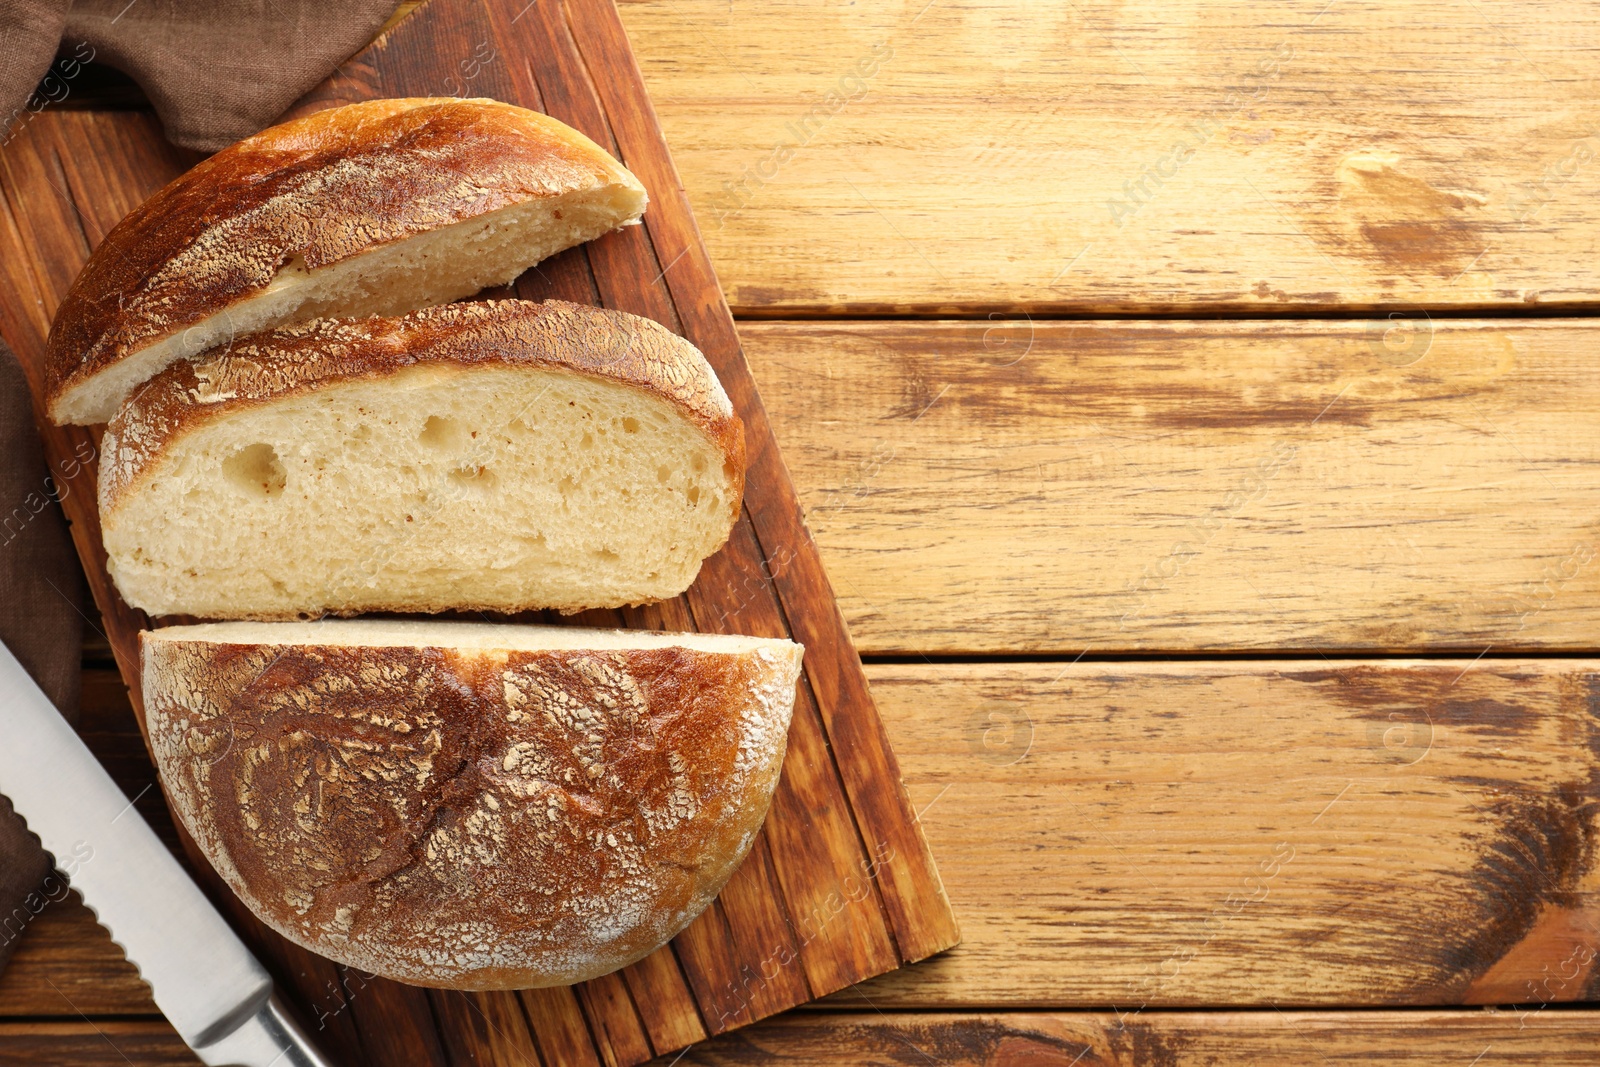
[0,342,85,972]
[1,0,397,152]
[0,0,397,975]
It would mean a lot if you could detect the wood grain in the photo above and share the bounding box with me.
[0,895,151,1016]
[648,1009,1600,1065]
[0,1,957,1064]
[6,1010,1600,1066]
[743,318,1600,655]
[850,660,1600,1008]
[616,0,1600,315]
[0,1022,196,1067]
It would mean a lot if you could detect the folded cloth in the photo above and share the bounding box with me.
[0,0,394,978]
[0,342,85,972]
[1,0,397,152]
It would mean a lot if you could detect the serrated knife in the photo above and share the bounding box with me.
[0,641,335,1067]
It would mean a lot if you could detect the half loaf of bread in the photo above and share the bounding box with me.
[142,619,803,989]
[100,300,745,619]
[47,97,647,425]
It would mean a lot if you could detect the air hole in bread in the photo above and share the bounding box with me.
[450,465,498,493]
[686,485,701,506]
[222,444,287,498]
[419,415,467,451]
[656,465,672,484]
[691,455,707,473]
[621,417,640,434]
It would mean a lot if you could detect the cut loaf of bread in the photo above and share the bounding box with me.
[142,619,804,989]
[47,97,647,425]
[100,300,745,619]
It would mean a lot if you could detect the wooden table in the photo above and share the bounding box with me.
[6,0,1600,1061]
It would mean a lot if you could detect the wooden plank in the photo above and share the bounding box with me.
[0,894,151,1016]
[633,1009,1600,1065]
[743,318,1600,655]
[618,951,707,1053]
[573,972,654,1067]
[20,659,1600,1014]
[430,989,548,1067]
[843,660,1600,1008]
[7,1011,1600,1066]
[0,1022,197,1067]
[616,0,1600,315]
[521,987,603,1067]
[0,1,957,1063]
[376,1,423,38]
[343,981,450,1067]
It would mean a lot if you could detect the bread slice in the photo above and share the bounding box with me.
[100,300,745,619]
[47,98,647,425]
[142,619,803,989]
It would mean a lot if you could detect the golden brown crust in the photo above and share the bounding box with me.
[99,299,746,524]
[141,626,802,989]
[46,98,641,421]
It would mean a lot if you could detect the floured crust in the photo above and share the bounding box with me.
[99,299,745,524]
[141,622,804,989]
[46,97,644,423]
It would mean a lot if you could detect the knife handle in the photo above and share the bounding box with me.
[194,993,338,1067]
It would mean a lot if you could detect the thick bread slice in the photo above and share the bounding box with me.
[100,300,745,619]
[142,619,803,989]
[47,97,647,425]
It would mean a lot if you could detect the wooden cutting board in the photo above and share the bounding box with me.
[0,0,959,1062]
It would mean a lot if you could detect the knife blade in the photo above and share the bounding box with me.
[0,640,335,1067]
